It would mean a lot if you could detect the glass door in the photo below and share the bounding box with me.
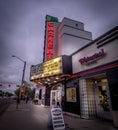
[95,79,112,120]
[50,90,62,108]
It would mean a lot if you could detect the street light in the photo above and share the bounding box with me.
[12,55,26,99]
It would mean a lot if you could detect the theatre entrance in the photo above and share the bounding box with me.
[50,90,62,108]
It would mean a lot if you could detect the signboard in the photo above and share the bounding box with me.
[30,63,43,80]
[79,49,105,65]
[30,55,72,82]
[46,22,55,61]
[43,57,63,77]
[44,15,59,61]
[51,107,66,130]
[30,63,43,76]
[30,57,63,80]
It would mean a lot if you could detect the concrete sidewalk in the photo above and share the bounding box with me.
[0,101,51,130]
[0,101,117,130]
[64,112,117,130]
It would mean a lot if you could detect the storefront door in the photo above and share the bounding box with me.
[95,79,112,120]
[50,90,62,108]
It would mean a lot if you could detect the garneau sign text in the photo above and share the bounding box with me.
[79,49,105,65]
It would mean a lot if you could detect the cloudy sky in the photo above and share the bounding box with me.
[0,0,118,92]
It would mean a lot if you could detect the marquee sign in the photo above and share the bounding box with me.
[30,63,43,80]
[30,57,63,80]
[30,55,72,82]
[43,57,62,77]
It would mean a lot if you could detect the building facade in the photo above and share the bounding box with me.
[38,15,92,107]
[70,26,118,126]
[56,17,92,56]
[43,15,92,61]
[30,15,118,127]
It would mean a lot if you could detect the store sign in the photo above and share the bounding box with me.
[79,49,105,65]
[43,57,63,77]
[46,22,55,61]
[51,107,66,130]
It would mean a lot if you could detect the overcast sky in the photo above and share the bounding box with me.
[0,0,118,92]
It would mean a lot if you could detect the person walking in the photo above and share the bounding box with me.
[26,96,29,104]
[16,96,20,109]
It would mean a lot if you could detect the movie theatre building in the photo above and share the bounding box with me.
[71,26,118,126]
[30,15,118,127]
[31,15,92,108]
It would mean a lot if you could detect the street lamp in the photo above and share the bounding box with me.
[12,55,26,99]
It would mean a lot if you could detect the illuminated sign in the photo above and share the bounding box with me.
[44,15,59,62]
[30,57,63,80]
[30,55,72,82]
[46,22,55,61]
[30,63,43,80]
[79,49,105,65]
[43,57,63,77]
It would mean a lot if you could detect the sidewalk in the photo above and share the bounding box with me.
[0,101,117,130]
[0,101,51,130]
[64,112,118,130]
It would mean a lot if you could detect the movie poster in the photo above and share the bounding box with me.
[66,88,76,102]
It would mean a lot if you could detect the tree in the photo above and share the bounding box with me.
[5,91,14,97]
[14,88,20,97]
[25,86,32,96]
[14,86,32,96]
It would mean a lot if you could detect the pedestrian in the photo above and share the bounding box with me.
[26,96,29,104]
[56,98,60,107]
[16,96,20,109]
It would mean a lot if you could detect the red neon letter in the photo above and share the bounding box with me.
[47,43,53,49]
[48,22,54,27]
[46,49,53,55]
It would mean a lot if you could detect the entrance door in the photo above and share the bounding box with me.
[95,80,112,120]
[50,90,62,108]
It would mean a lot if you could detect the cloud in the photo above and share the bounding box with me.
[0,0,118,90]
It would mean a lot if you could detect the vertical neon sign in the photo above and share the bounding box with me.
[46,22,54,61]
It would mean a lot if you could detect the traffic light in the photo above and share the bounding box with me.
[21,88,25,94]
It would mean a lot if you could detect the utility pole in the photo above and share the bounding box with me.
[12,55,26,99]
